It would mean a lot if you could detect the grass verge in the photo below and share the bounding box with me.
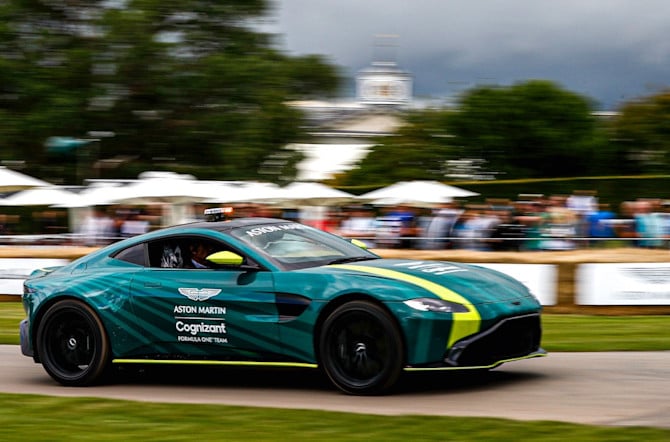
[540,314,670,351]
[2,303,669,438]
[0,393,668,441]
[1,301,23,345]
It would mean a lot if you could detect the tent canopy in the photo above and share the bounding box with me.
[281,182,356,206]
[0,186,85,207]
[0,167,52,192]
[204,181,286,204]
[357,180,479,206]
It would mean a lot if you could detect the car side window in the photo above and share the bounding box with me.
[183,238,221,269]
[147,236,241,270]
[148,240,187,269]
[113,243,147,266]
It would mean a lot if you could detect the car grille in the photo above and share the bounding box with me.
[446,313,542,367]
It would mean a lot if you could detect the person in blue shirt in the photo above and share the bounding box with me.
[585,203,616,247]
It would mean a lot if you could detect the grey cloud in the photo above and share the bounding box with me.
[268,0,670,109]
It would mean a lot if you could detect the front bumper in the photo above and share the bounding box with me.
[19,319,33,358]
[447,313,543,367]
[406,313,545,370]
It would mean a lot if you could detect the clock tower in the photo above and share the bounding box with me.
[356,36,412,107]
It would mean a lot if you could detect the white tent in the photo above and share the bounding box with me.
[204,181,286,204]
[105,174,218,226]
[205,181,356,206]
[0,186,85,207]
[0,166,51,192]
[110,173,215,205]
[56,173,217,228]
[357,180,479,206]
[281,182,357,206]
[53,183,128,208]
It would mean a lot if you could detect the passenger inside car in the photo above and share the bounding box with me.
[159,243,184,268]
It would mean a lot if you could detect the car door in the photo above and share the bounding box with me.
[128,235,280,359]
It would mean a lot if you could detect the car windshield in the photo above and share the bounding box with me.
[228,222,378,270]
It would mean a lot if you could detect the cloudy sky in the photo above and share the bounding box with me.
[265,0,670,110]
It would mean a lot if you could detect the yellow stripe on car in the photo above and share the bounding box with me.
[113,359,318,368]
[330,264,481,347]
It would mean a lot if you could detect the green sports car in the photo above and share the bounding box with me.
[20,217,545,395]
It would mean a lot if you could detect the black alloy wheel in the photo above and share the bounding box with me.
[36,299,111,386]
[319,300,404,395]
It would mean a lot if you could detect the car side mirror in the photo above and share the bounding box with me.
[206,251,244,266]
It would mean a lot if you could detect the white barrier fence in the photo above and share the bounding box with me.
[577,263,670,305]
[0,258,70,296]
[473,263,558,305]
[2,258,670,306]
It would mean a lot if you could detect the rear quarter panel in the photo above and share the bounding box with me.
[24,258,141,357]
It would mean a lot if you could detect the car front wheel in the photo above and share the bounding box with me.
[36,299,111,386]
[319,300,404,395]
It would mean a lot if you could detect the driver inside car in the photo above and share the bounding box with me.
[186,241,216,269]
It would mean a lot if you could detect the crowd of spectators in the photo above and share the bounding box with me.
[6,190,670,251]
[77,206,157,246]
[335,191,670,251]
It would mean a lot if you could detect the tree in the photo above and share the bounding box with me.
[0,2,99,169]
[609,90,670,174]
[0,1,341,183]
[339,80,605,187]
[447,80,603,179]
[336,110,455,187]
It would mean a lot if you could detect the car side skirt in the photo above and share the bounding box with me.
[113,350,546,372]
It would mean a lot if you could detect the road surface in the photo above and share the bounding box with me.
[1,346,668,428]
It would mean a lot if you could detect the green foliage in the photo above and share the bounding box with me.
[341,80,611,185]
[0,0,340,184]
[281,54,344,100]
[609,90,670,173]
[447,81,603,178]
[7,0,670,187]
[339,110,455,186]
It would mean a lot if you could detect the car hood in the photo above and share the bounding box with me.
[325,258,534,305]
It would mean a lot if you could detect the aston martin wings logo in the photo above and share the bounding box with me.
[178,288,222,301]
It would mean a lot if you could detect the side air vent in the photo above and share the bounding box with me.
[276,293,311,322]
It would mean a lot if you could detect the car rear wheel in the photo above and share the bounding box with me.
[319,300,404,395]
[36,299,111,386]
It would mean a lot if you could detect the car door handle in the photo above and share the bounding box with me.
[144,282,162,288]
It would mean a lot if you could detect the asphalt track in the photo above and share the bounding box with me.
[1,345,668,429]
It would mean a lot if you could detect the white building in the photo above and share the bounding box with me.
[291,59,414,181]
[356,61,413,107]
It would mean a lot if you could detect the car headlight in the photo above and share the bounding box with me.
[403,298,470,313]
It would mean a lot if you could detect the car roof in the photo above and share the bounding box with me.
[162,217,292,234]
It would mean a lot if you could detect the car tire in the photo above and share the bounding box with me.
[36,299,111,386]
[319,300,404,395]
